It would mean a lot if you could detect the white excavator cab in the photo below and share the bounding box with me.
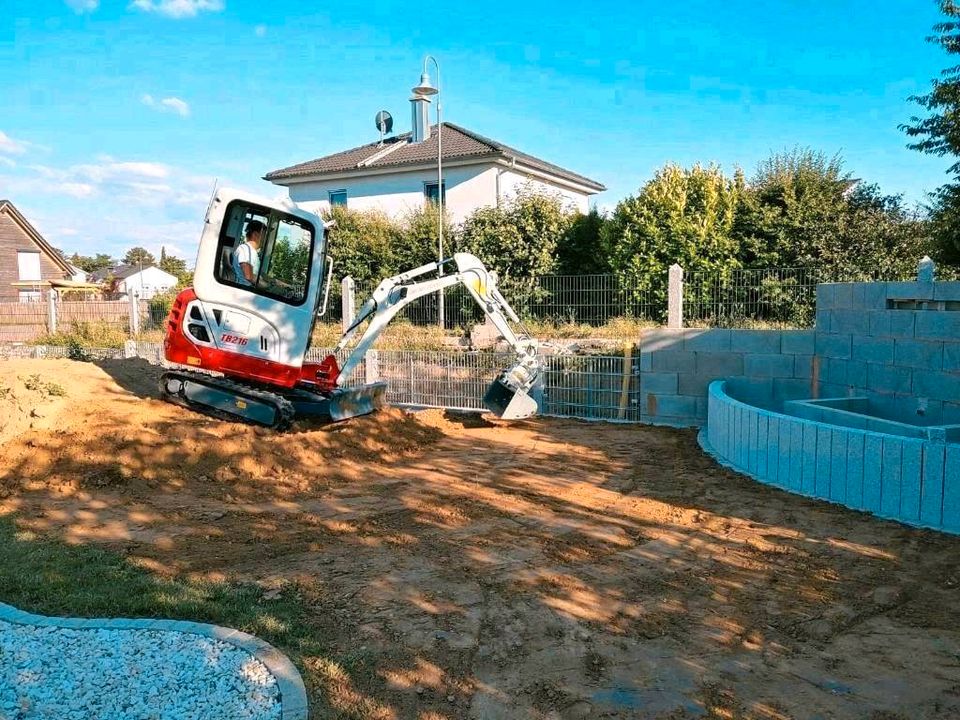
[162,188,542,428]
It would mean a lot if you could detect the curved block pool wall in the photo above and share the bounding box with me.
[703,380,960,534]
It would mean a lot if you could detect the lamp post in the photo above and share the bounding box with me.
[412,55,444,329]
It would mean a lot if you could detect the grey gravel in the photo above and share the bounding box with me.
[0,620,281,720]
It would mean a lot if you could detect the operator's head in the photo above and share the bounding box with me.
[245,220,265,246]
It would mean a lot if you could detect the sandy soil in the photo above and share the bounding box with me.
[2,358,960,719]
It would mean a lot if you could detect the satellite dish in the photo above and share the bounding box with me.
[375,110,393,137]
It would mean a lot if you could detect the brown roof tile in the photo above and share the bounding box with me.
[264,123,604,192]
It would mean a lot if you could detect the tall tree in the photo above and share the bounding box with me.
[902,1,960,263]
[606,163,742,314]
[70,252,113,272]
[123,247,156,266]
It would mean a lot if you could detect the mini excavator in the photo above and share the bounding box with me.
[160,188,542,429]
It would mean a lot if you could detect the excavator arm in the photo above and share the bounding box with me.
[333,253,542,420]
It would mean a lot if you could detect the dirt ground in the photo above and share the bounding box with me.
[2,358,960,719]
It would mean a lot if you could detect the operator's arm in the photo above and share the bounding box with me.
[241,263,255,283]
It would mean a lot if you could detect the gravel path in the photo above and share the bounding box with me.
[0,620,281,719]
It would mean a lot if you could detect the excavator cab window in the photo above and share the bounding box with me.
[214,200,315,307]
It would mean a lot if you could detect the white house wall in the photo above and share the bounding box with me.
[118,267,178,300]
[496,170,590,214]
[287,165,498,224]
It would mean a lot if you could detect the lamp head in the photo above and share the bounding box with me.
[412,71,438,96]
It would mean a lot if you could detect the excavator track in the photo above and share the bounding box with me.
[159,370,295,431]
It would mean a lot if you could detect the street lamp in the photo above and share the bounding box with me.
[412,55,444,329]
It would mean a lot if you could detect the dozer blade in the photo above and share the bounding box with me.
[327,381,388,421]
[483,375,540,420]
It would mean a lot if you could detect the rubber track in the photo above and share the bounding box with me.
[160,370,295,431]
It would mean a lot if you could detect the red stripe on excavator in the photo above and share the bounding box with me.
[163,287,302,388]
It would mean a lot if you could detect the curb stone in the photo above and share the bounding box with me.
[0,601,308,719]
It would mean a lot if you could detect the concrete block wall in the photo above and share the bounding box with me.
[638,279,960,428]
[637,328,816,426]
[815,281,960,424]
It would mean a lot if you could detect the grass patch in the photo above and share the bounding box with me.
[0,517,323,658]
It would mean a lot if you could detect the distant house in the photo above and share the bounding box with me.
[0,199,76,303]
[90,264,178,300]
[265,119,605,222]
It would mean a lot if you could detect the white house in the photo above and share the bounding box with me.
[90,264,178,300]
[264,117,605,223]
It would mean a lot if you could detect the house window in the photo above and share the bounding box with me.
[16,251,41,281]
[424,181,446,205]
[329,190,347,207]
[18,290,42,303]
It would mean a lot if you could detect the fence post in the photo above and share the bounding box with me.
[667,264,683,329]
[341,276,355,334]
[366,349,380,384]
[128,292,141,336]
[47,289,57,334]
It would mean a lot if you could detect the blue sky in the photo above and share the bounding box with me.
[0,0,953,262]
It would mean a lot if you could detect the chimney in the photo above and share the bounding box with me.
[410,94,431,144]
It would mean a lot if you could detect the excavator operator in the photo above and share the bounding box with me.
[232,220,264,286]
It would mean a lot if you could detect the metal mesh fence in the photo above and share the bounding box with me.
[352,274,661,330]
[682,266,929,328]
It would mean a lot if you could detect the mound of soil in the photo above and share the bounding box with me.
[0,367,72,446]
[0,358,442,500]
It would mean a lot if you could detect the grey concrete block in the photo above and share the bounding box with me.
[889,310,917,337]
[639,328,685,353]
[867,364,912,394]
[933,282,960,301]
[744,353,795,378]
[639,371,678,394]
[816,283,836,310]
[781,330,815,355]
[944,342,960,372]
[695,352,744,379]
[650,394,699,418]
[819,382,851,397]
[794,354,814,379]
[831,309,870,335]
[821,357,848,385]
[774,378,815,402]
[835,283,855,308]
[726,377,774,404]
[887,281,935,301]
[914,370,960,400]
[816,310,832,332]
[683,329,731,352]
[894,339,944,370]
[852,336,894,365]
[863,281,889,310]
[651,350,696,374]
[846,360,868,388]
[677,373,710,397]
[638,352,652,372]
[731,329,781,353]
[815,333,852,359]
[915,311,960,340]
[868,310,889,337]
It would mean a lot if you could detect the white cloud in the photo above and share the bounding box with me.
[0,131,29,156]
[59,182,97,198]
[129,0,224,19]
[0,157,15,168]
[141,94,191,117]
[65,0,99,13]
[254,24,267,37]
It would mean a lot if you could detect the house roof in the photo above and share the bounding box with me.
[0,199,74,275]
[89,264,169,282]
[264,123,606,192]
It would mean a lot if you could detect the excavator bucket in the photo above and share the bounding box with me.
[483,374,541,420]
[327,382,388,421]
